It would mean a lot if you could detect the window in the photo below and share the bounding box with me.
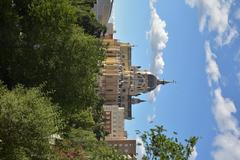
[106,75,113,78]
[105,112,111,115]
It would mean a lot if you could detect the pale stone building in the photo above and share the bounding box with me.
[107,140,136,159]
[103,105,125,140]
[94,1,172,158]
[99,37,172,120]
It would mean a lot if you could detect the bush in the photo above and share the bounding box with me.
[0,83,60,160]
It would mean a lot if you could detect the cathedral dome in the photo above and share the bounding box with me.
[147,74,158,91]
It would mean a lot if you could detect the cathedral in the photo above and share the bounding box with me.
[97,27,172,159]
[94,1,172,159]
[99,35,172,120]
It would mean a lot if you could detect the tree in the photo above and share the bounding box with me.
[0,1,118,158]
[67,109,95,130]
[0,82,61,160]
[55,128,128,160]
[0,0,105,117]
[71,0,107,37]
[137,125,198,160]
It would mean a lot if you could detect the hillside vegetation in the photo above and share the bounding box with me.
[0,0,126,159]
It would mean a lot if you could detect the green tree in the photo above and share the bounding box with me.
[137,125,198,160]
[0,0,105,117]
[67,109,95,130]
[71,0,107,37]
[0,1,117,158]
[55,128,128,160]
[0,82,60,160]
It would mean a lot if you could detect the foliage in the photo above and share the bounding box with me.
[67,109,95,130]
[55,128,128,160]
[0,0,105,116]
[91,99,109,140]
[0,0,127,159]
[137,125,198,160]
[71,0,107,37]
[0,82,60,160]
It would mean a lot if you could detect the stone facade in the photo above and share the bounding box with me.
[99,37,171,120]
[106,140,136,159]
[94,1,172,159]
[103,105,125,140]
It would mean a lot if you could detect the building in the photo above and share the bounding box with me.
[103,105,125,140]
[98,37,172,159]
[93,0,114,25]
[106,140,136,159]
[99,37,173,120]
[94,1,172,158]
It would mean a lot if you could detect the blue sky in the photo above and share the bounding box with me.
[113,0,240,160]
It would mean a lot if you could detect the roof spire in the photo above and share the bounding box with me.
[157,80,176,85]
[131,98,146,105]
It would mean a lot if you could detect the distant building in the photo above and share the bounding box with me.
[99,37,172,120]
[95,1,172,158]
[98,37,172,159]
[106,140,136,159]
[103,105,125,140]
[93,0,114,25]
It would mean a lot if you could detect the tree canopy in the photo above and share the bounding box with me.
[0,0,105,117]
[137,125,198,160]
[0,0,114,159]
[0,83,60,160]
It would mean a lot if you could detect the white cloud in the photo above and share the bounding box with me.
[189,146,198,160]
[204,42,240,159]
[186,0,238,46]
[148,90,156,102]
[148,0,168,75]
[235,8,240,20]
[136,136,146,160]
[147,114,156,123]
[213,133,240,160]
[212,88,240,160]
[213,88,240,134]
[215,26,238,46]
[205,41,221,86]
[187,1,240,159]
[147,0,168,101]
[148,85,161,102]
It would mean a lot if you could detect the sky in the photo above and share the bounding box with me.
[113,0,240,160]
